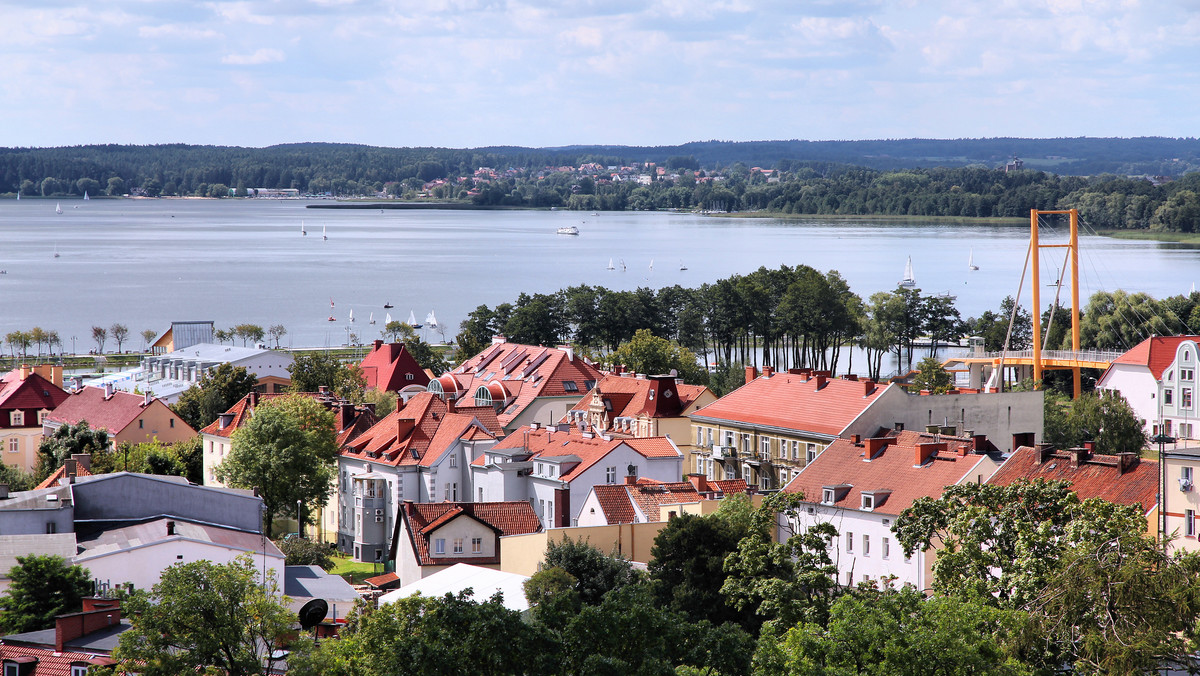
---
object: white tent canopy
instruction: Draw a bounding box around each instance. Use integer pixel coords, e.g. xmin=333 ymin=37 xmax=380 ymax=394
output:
xmin=378 ymin=564 xmax=531 ymax=612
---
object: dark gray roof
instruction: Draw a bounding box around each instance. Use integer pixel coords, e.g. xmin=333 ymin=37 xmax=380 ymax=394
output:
xmin=2 ymin=619 xmax=131 ymax=652
xmin=285 ymin=565 xmax=358 ymax=601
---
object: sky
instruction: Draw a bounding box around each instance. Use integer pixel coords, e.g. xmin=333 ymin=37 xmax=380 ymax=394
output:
xmin=2 ymin=0 xmax=1198 ymax=149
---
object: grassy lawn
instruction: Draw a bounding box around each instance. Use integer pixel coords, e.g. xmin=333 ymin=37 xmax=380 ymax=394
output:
xmin=330 ymin=554 xmax=385 ymax=585
xmin=1098 ymin=229 xmax=1200 ymax=244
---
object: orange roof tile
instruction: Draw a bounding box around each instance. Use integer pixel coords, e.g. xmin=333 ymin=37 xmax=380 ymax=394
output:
xmin=565 ymin=373 xmax=710 ymax=421
xmin=692 ymin=373 xmax=888 ymax=438
xmin=340 ymin=392 xmax=500 ymax=468
xmin=47 ymin=387 xmax=193 ymax=436
xmin=782 ymin=429 xmax=992 ymax=515
xmin=360 ymin=341 xmax=431 ymax=392
xmin=0 ymin=370 xmax=69 ymax=416
xmin=592 ymin=484 xmax=639 ymax=524
xmin=35 ymin=462 xmax=93 ymax=489
xmin=988 ymin=446 xmax=1158 ymax=514
xmin=1109 ymin=336 xmax=1200 ymax=380
xmin=399 ymin=501 xmax=541 ymax=566
xmin=488 ymin=426 xmax=681 ymax=482
xmin=0 ymin=645 xmax=117 ymax=676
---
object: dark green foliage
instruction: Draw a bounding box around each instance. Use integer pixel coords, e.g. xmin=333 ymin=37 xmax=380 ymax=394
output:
xmin=0 ymin=555 xmax=92 ymax=633
xmin=910 ymin=356 xmax=953 ymax=393
xmin=287 ymin=351 xmax=366 ymax=400
xmin=171 ymin=363 xmax=259 ymax=431
xmin=276 ymin=537 xmax=335 ymax=570
xmin=0 ymin=462 xmax=35 ymax=492
xmin=543 ymin=536 xmax=638 ymax=606
xmin=36 ymin=420 xmax=109 ymax=479
xmin=1043 ymin=389 xmax=1147 ymax=453
xmin=611 ymin=329 xmax=708 ymax=386
xmin=91 ymin=437 xmax=202 ymax=483
xmin=648 ymin=512 xmax=750 ymax=629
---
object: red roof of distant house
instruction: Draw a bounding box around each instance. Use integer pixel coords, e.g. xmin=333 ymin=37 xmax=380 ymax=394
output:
xmin=360 ymin=341 xmax=431 ymax=392
xmin=364 ymin=571 xmax=401 ymax=590
xmin=0 ymin=645 xmax=116 ymax=676
xmin=35 ymin=462 xmax=93 ymax=489
xmin=484 ymin=425 xmax=681 ymax=482
xmin=0 ymin=370 xmax=69 ymax=420
xmin=590 ymin=478 xmax=701 ymax=524
xmin=564 ymin=372 xmax=710 ymax=424
xmin=399 ymin=501 xmax=541 ymax=566
xmin=437 ymin=340 xmax=602 ymax=428
xmin=782 ymin=429 xmax=993 ymax=515
xmin=988 ymin=446 xmax=1158 ymax=514
xmin=46 ymin=387 xmax=193 ymax=436
xmin=341 ymin=392 xmax=501 ymax=467
xmin=1109 ymin=336 xmax=1200 ymax=380
xmin=692 ymin=371 xmax=888 ymax=438
xmin=200 ymin=391 xmax=373 ymax=443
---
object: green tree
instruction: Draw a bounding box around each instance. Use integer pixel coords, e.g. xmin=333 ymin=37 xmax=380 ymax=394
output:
xmin=109 ymin=323 xmax=129 ymax=353
xmin=171 ymin=363 xmax=259 ymax=432
xmin=232 ymin=323 xmax=265 ymax=347
xmin=1042 ymin=389 xmax=1147 ymax=453
xmin=105 ymin=176 xmax=125 ymax=196
xmin=5 ymin=330 xmax=31 ymax=359
xmin=289 ymin=591 xmax=556 ymax=676
xmin=36 ymin=420 xmax=110 ymax=479
xmin=140 ymin=328 xmax=158 ymax=351
xmin=276 ymin=537 xmax=334 ymax=570
xmin=910 ymin=355 xmax=954 ymax=393
xmin=361 ymin=387 xmax=398 ymax=417
xmin=113 ymin=556 xmax=294 ymax=676
xmin=769 ymin=587 xmax=1032 ymax=676
xmin=288 ymin=351 xmax=366 ymax=400
xmin=543 ymin=536 xmax=638 ymax=606
xmin=611 ymin=328 xmax=708 ymax=386
xmin=0 ymin=555 xmax=92 ymax=633
xmin=0 ymin=462 xmax=36 ymax=492
xmin=215 ymin=395 xmax=338 ymax=536
xmin=266 ymin=324 xmax=287 ymax=348
xmin=89 ymin=437 xmax=202 ymax=482
xmin=28 ymin=326 xmax=48 ymax=357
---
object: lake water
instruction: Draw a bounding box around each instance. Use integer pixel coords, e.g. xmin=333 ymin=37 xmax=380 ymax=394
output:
xmin=0 ymin=198 xmax=1196 ymax=352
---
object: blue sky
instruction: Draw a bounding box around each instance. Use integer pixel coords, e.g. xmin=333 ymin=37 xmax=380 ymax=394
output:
xmin=2 ymin=0 xmax=1197 ymax=148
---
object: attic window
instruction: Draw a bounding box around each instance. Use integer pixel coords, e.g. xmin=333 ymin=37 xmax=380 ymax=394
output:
xmin=603 ymin=399 xmax=613 ymax=411
xmin=584 ymin=380 xmax=596 ymax=390
xmin=562 ymin=381 xmax=579 ymax=393
xmin=861 ymin=494 xmax=874 ymax=510
xmin=822 ymin=488 xmax=835 ymax=505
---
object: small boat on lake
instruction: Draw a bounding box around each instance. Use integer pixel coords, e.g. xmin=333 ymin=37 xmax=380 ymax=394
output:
xmin=349 ymin=308 xmax=355 ymax=323
xmin=680 ymin=260 xmax=687 ymax=271
xmin=55 ymin=203 xmax=62 ymax=215
xmin=301 ymin=221 xmax=307 ymax=236
xmin=408 ymin=310 xmax=422 ymax=329
xmin=369 ymin=312 xmax=376 ymax=325
xmin=898 ymin=257 xmax=916 ymax=287
xmin=968 ymin=249 xmax=979 ymax=271
xmin=383 ymin=302 xmax=394 ymax=309
xmin=322 ymin=223 xmax=327 ymax=241
xmin=607 ymin=258 xmax=614 ymax=270
xmin=557 ymin=226 xmax=579 ymax=236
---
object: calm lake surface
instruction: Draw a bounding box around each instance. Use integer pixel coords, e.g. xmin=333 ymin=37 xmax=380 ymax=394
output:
xmin=0 ymin=198 xmax=1196 ymax=351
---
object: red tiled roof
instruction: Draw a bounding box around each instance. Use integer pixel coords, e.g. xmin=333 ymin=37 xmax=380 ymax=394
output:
xmin=341 ymin=392 xmax=500 ymax=468
xmin=360 ymin=341 xmax=431 ymax=392
xmin=988 ymin=446 xmax=1158 ymax=514
xmin=486 ymin=426 xmax=681 ymax=482
xmin=692 ymin=373 xmax=888 ymax=437
xmin=565 ymin=373 xmax=711 ymax=422
xmin=200 ymin=391 xmax=370 ymax=439
xmin=782 ymin=429 xmax=992 ymax=515
xmin=364 ymin=571 xmax=401 ymax=589
xmin=35 ymin=462 xmax=94 ymax=489
xmin=711 ymin=479 xmax=750 ymax=495
xmin=46 ymin=387 xmax=192 ymax=436
xmin=1109 ymin=336 xmax=1200 ymax=380
xmin=400 ymin=501 xmax=541 ymax=566
xmin=0 ymin=645 xmax=116 ymax=675
xmin=592 ymin=484 xmax=639 ymax=524
xmin=0 ymin=370 xmax=69 ymax=418
xmin=443 ymin=341 xmax=602 ymax=428
xmin=589 ymin=478 xmax=704 ymax=524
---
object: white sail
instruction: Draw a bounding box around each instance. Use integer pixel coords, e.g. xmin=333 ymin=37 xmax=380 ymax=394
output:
xmin=349 ymin=308 xmax=355 ymax=322
xmin=408 ymin=310 xmax=422 ymax=327
xmin=386 ymin=312 xmax=393 ymax=324
xmin=301 ymin=220 xmax=307 ymax=235
xmin=55 ymin=203 xmax=62 ymax=214
xmin=369 ymin=312 xmax=375 ymax=325
xmin=649 ymin=258 xmax=654 ymax=270
xmin=899 ymin=256 xmax=916 ymax=287
xmin=607 ymin=258 xmax=614 ymax=270
xmin=322 ymin=223 xmax=327 ymax=240
xmin=968 ymin=249 xmax=978 ymax=271
xmin=426 ymin=311 xmax=438 ymax=328
xmin=83 ymin=191 xmax=89 ymax=200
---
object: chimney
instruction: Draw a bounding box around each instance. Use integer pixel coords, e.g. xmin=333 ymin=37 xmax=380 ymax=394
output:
xmin=1012 ymin=432 xmax=1036 ymax=451
xmin=317 ymin=385 xmax=329 ymax=395
xmin=0 ymin=484 xmax=8 ymax=499
xmin=104 ymin=383 xmax=114 ymax=400
xmin=373 ymin=339 xmax=383 ymax=351
xmin=143 ymin=391 xmax=152 ymax=407
xmin=445 ymin=396 xmax=455 ymax=414
xmin=814 ymin=375 xmax=828 ymax=390
xmin=65 ymin=459 xmax=77 ymax=481
xmin=55 ymin=598 xmax=121 ymax=652
xmin=19 ymin=364 xmax=30 ymax=380
xmin=558 ymin=344 xmax=575 ymax=361
xmin=396 ymin=417 xmax=416 ymax=441
xmin=915 ymin=442 xmax=942 ymax=466
xmin=1083 ymin=440 xmax=1096 ymax=453
xmin=843 ymin=373 xmax=858 ymax=381
xmin=893 ymin=422 xmax=904 ymax=432
xmin=851 ymin=435 xmax=861 ymax=445
xmin=762 ymin=366 xmax=773 ymax=378
xmin=972 ymin=434 xmax=987 ymax=452
xmin=1035 ymin=443 xmax=1055 ymax=464
xmin=71 ymin=453 xmax=92 ymax=472
xmin=166 ymin=520 xmax=176 ymax=535
xmin=492 ymin=334 xmax=507 ymax=345
xmin=862 ymin=380 xmax=876 ymax=396
xmin=1116 ymin=452 xmax=1139 ymax=475
xmin=686 ymin=473 xmax=709 ymax=493
xmin=217 ymin=413 xmax=234 ymax=430
xmin=248 ymin=390 xmax=259 ymax=408
xmin=530 ymin=421 xmax=540 ymax=430
xmin=1068 ymin=447 xmax=1088 ymax=467
xmin=613 ymin=365 xmax=624 ymax=375
xmin=865 ymin=437 xmax=890 ymax=459
xmin=624 ymin=474 xmax=637 ymax=485
xmin=744 ymin=366 xmax=757 ymax=385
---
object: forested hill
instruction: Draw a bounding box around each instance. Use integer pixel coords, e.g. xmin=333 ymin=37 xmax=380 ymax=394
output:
xmin=2 ymin=137 xmax=1199 ymax=199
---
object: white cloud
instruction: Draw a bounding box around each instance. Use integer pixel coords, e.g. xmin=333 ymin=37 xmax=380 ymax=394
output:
xmin=220 ymin=48 xmax=285 ymax=65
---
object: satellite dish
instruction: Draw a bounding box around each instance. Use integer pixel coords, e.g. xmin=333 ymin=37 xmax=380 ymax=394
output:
xmin=298 ymin=598 xmax=328 ymax=630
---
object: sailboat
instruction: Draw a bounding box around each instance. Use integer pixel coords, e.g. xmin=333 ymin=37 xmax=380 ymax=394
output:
xmin=648 ymin=259 xmax=654 ymax=271
xmin=53 ymin=242 xmax=60 ymax=258
xmin=408 ymin=310 xmax=422 ymax=329
xmin=620 ymin=259 xmax=626 ymax=272
xmin=968 ymin=249 xmax=979 ymax=271
xmin=322 ymin=223 xmax=327 ymax=241
xmin=898 ymin=257 xmax=916 ymax=287
xmin=369 ymin=312 xmax=376 ymax=325
xmin=301 ymin=221 xmax=307 ymax=236
xmin=330 ymin=297 xmax=335 ymax=309
xmin=426 ymin=311 xmax=438 ymax=329
xmin=385 ymin=312 xmax=393 ymax=324
xmin=55 ymin=203 xmax=62 ymax=215
xmin=83 ymin=191 xmax=89 ymax=201
xmin=349 ymin=308 xmax=355 ymax=323
xmin=607 ymin=258 xmax=614 ymax=270
xmin=327 ymin=297 xmax=336 ymax=321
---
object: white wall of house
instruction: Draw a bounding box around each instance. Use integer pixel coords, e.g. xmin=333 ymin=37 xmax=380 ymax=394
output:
xmin=1096 ymin=364 xmax=1160 ymax=436
xmin=202 ymin=433 xmax=233 ymax=487
xmin=575 ymin=490 xmax=611 ymax=527
xmin=395 ymin=514 xmax=500 ymax=585
xmin=779 ymin=504 xmax=924 ymax=589
xmin=77 ymin=538 xmax=284 ymax=593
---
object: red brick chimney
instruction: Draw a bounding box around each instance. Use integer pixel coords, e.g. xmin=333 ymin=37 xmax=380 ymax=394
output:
xmin=862 ymin=380 xmax=876 ymax=396
xmin=915 ymin=442 xmax=943 ymax=466
xmin=744 ymin=366 xmax=758 ymax=385
xmin=686 ymin=473 xmax=709 ymax=493
xmin=396 ymin=417 xmax=416 ymax=441
xmin=56 ymin=598 xmax=121 ymax=652
xmin=865 ymin=437 xmax=891 ymax=458
xmin=373 ymin=339 xmax=383 ymax=351
xmin=814 ymin=375 xmax=828 ymax=390
xmin=762 ymin=366 xmax=773 ymax=378
xmin=1116 ymin=452 xmax=1139 ymax=475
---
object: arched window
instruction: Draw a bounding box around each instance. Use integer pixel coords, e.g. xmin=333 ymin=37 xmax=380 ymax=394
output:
xmin=474 ymin=385 xmax=493 ymax=408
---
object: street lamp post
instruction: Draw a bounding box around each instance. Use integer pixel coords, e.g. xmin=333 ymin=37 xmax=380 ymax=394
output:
xmin=297 ymin=499 xmax=303 ymax=539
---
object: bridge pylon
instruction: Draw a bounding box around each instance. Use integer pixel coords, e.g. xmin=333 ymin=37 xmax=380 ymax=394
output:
xmin=1030 ymin=208 xmax=1083 ymax=397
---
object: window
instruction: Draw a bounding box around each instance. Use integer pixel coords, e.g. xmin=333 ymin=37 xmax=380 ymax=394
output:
xmin=863 ymin=534 xmax=870 ymax=556
xmin=822 ymin=488 xmax=835 ymax=504
xmin=451 ymin=483 xmax=458 ymax=501
xmin=46 ymin=522 xmax=57 ymax=534
xmin=605 ymin=466 xmax=616 ymax=483
xmin=478 ymin=487 xmax=484 ymax=502
xmin=584 ymin=380 xmax=596 ymax=390
xmin=139 ymin=419 xmax=144 ymax=429
xmin=406 ymin=373 xmax=414 ymax=380
xmin=883 ymin=537 xmax=890 ymax=559
xmin=1166 ymin=389 xmax=1174 ymax=405
xmin=434 ymin=538 xmax=445 ymax=555
xmin=1185 ymin=467 xmax=1194 ymax=484
xmin=791 ymin=440 xmax=799 ymax=460
xmin=548 ymin=500 xmax=554 ymax=523
xmin=7 ymin=438 xmax=17 ymax=453
xmin=861 ymin=493 xmax=874 ymax=510
xmin=471 ymin=537 xmax=482 ymax=553
xmin=37 ymin=409 xmax=48 ymax=424
xmin=846 ymin=532 xmax=854 ymax=552
xmin=1188 ymin=510 xmax=1196 ymax=537
xmin=537 ymin=462 xmax=543 ymax=475
xmin=375 ymin=549 xmax=383 ymax=561
xmin=169 ymin=418 xmax=175 ymax=428
xmin=9 ymin=411 xmax=23 ymax=426
xmin=1185 ymin=369 xmax=1196 ymax=381
xmin=562 ymin=380 xmax=578 ymax=392
xmin=806 ymin=444 xmax=819 ymax=464
xmin=453 ymin=538 xmax=463 ymax=554
xmin=1185 ymin=388 xmax=1194 ymax=409
xmin=696 ymin=427 xmax=703 ymax=445
xmin=72 ymin=664 xmax=90 ymax=676
xmin=760 ymin=437 xmax=770 ymax=456
xmin=539 ymin=499 xmax=546 ymax=520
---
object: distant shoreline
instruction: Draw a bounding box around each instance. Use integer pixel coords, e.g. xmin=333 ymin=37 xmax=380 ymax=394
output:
xmin=306 ymin=202 xmax=527 ymax=210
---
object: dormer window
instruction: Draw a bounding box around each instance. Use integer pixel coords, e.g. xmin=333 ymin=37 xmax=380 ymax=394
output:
xmin=822 ymin=484 xmax=852 ymax=505
xmin=822 ymin=488 xmax=835 ymax=504
xmin=562 ymin=380 xmax=578 ymax=393
xmin=861 ymin=489 xmax=891 ymax=511
xmin=862 ymin=493 xmax=874 ymax=510
xmin=9 ymin=411 xmax=23 ymax=426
